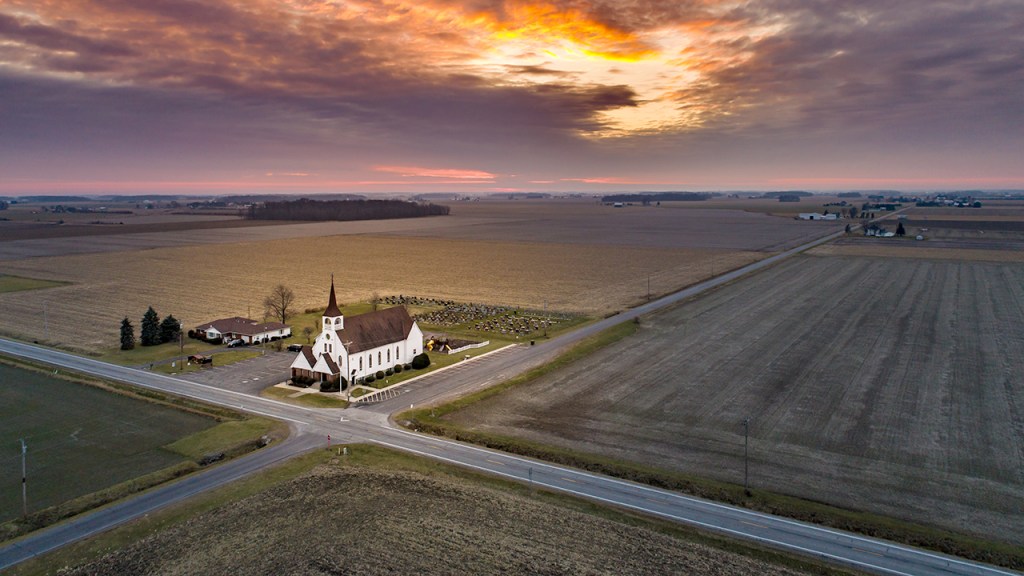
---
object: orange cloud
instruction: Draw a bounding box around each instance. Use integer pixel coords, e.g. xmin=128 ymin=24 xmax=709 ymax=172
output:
xmin=488 ymin=2 xmax=655 ymax=61
xmin=373 ymin=165 xmax=497 ymax=180
xmin=561 ymin=176 xmax=648 ymax=184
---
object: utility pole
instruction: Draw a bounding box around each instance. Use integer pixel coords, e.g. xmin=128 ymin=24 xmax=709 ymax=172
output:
xmin=19 ymin=438 xmax=27 ymax=517
xmin=742 ymin=417 xmax=751 ymax=496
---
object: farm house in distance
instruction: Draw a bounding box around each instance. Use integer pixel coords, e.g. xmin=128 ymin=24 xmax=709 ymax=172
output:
xmin=798 ymin=212 xmax=839 ymax=221
xmin=290 ymin=277 xmax=424 ymax=387
xmin=194 ymin=317 xmax=291 ymax=344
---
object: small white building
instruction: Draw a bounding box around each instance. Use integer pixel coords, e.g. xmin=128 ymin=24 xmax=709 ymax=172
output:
xmin=799 ymin=213 xmax=839 ymax=221
xmin=194 ymin=317 xmax=291 ymax=344
xmin=290 ymin=278 xmax=424 ymax=387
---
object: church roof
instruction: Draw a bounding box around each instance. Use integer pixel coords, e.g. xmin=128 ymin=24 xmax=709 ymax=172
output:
xmin=312 ymin=353 xmax=341 ymax=375
xmin=324 ymin=276 xmax=342 ymax=318
xmin=322 ymin=354 xmax=340 ymax=375
xmin=289 ymin=346 xmax=316 ymax=371
xmin=299 ymin=345 xmax=316 ymax=367
xmin=336 ymin=306 xmax=415 ymax=353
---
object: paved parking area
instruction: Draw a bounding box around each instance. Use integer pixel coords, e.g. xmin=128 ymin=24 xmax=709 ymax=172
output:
xmin=179 ymin=350 xmax=295 ymax=395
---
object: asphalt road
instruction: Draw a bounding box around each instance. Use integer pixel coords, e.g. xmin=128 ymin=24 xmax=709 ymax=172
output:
xmin=2 ymin=218 xmax=1018 ymax=576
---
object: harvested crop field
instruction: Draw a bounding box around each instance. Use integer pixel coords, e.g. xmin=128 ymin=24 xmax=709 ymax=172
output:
xmin=395 ymin=199 xmax=842 ymax=251
xmin=0 ymin=201 xmax=841 ymax=352
xmin=62 ymin=461 xmax=813 ymax=576
xmin=0 ymin=217 xmax=471 ymax=261
xmin=447 ymin=254 xmax=1024 ymax=544
xmin=817 ymin=240 xmax=1024 ymax=260
xmin=0 ymin=236 xmax=761 ymax=352
xmin=0 ymin=200 xmax=839 ymax=261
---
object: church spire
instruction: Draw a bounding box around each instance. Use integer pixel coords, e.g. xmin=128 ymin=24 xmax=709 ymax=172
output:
xmin=324 ymin=274 xmax=342 ymax=318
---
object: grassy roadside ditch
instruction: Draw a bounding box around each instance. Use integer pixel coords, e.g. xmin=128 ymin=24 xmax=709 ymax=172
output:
xmin=6 ymin=444 xmax=861 ymax=576
xmin=0 ymin=355 xmax=287 ymax=543
xmin=398 ymin=321 xmax=1024 ymax=570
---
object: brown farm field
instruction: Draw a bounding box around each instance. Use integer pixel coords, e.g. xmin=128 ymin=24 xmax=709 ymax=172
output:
xmin=0 ymin=237 xmax=760 ymax=351
xmin=445 ymin=254 xmax=1024 ymax=545
xmin=0 ymin=202 xmax=838 ymax=352
xmin=58 ymin=454 xmax=822 ymax=576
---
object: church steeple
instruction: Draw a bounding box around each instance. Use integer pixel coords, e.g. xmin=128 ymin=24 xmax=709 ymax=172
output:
xmin=323 ymin=275 xmax=343 ymax=330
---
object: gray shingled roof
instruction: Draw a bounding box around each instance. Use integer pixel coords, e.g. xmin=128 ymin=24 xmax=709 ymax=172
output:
xmin=336 ymin=306 xmax=415 ymax=353
xmin=195 ymin=317 xmax=288 ymax=336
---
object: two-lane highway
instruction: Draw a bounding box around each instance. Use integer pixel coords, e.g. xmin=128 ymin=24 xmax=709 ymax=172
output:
xmin=2 ymin=217 xmax=1018 ymax=575
xmin=0 ymin=338 xmax=1018 ymax=576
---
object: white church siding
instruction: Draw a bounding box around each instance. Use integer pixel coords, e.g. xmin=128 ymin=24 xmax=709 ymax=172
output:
xmin=291 ymin=278 xmax=423 ymax=387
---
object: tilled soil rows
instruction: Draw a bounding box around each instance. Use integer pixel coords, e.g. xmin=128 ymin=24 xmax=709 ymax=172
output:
xmin=448 ymin=254 xmax=1024 ymax=544
xmin=61 ymin=465 xmax=811 ymax=576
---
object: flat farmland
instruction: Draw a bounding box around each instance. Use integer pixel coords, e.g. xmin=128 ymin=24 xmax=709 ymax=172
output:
xmin=0 ymin=239 xmax=760 ymax=352
xmin=0 ymin=217 xmax=479 ymax=261
xmin=0 ymin=363 xmax=215 ymax=522
xmin=0 ymin=201 xmax=841 ymax=352
xmin=0 ymin=199 xmax=840 ymax=261
xmin=403 ymin=199 xmax=842 ymax=251
xmin=61 ymin=459 xmax=814 ymax=576
xmin=446 ymin=254 xmax=1024 ymax=543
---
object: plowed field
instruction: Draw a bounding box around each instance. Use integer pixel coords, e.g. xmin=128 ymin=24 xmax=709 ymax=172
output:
xmin=0 ymin=237 xmax=760 ymax=352
xmin=447 ymin=254 xmax=1024 ymax=544
xmin=61 ymin=463 xmax=813 ymax=576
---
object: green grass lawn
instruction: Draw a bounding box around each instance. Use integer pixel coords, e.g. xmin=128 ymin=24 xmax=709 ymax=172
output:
xmin=155 ymin=349 xmax=262 ymax=374
xmin=100 ymin=339 xmax=221 ymax=366
xmin=165 ymin=418 xmax=279 ymax=460
xmin=0 ymin=363 xmax=216 ymax=522
xmin=260 ymin=386 xmax=349 ymax=408
xmin=0 ymin=274 xmax=68 ymax=293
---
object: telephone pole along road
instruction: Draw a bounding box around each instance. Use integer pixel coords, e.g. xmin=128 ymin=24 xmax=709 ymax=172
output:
xmin=2 ymin=221 xmax=1017 ymax=576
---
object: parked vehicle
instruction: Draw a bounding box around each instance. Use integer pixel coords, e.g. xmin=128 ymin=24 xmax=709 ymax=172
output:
xmin=227 ymin=339 xmax=245 ymax=347
xmin=287 ymin=343 xmax=303 ymax=352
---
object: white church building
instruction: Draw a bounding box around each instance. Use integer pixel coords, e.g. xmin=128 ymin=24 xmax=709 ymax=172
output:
xmin=290 ymin=278 xmax=424 ymax=388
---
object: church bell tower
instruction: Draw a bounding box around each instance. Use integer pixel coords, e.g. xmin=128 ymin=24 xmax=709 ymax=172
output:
xmin=323 ymin=275 xmax=344 ymax=331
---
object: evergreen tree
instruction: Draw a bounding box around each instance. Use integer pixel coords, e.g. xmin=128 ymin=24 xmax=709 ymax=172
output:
xmin=140 ymin=307 xmax=161 ymax=346
xmin=159 ymin=315 xmax=182 ymax=343
xmin=896 ymin=221 xmax=906 ymax=237
xmin=120 ymin=317 xmax=135 ymax=350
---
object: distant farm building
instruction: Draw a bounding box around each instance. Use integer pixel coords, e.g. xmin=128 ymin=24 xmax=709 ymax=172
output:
xmin=864 ymin=224 xmax=896 ymax=237
xmin=799 ymin=212 xmax=839 ymax=221
xmin=290 ymin=278 xmax=424 ymax=387
xmin=194 ymin=317 xmax=291 ymax=344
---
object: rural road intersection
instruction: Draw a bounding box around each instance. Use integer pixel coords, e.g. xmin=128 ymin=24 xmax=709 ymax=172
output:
xmin=1 ymin=224 xmax=1019 ymax=576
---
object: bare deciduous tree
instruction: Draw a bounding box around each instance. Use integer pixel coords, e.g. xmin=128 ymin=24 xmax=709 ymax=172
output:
xmin=263 ymin=284 xmax=296 ymax=325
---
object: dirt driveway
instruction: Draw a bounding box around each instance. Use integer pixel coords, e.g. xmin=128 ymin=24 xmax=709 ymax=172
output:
xmin=180 ymin=350 xmax=295 ymax=395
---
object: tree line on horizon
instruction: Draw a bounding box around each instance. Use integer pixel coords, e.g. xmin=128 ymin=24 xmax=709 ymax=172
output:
xmin=600 ymin=192 xmax=715 ymax=203
xmin=246 ymin=198 xmax=449 ymax=221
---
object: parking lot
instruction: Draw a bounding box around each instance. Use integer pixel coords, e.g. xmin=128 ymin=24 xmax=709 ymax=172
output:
xmin=179 ymin=350 xmax=295 ymax=395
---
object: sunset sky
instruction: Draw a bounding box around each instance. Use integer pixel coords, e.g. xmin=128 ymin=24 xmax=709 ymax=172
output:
xmin=1 ymin=0 xmax=1022 ymax=195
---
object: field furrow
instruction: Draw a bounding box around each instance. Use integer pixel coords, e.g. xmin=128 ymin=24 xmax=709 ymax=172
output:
xmin=449 ymin=254 xmax=1024 ymax=543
